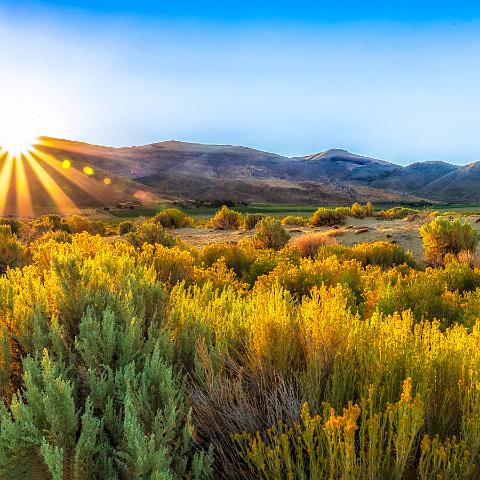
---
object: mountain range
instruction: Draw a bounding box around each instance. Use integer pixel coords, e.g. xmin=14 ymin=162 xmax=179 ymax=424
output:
xmin=11 ymin=137 xmax=480 ymax=212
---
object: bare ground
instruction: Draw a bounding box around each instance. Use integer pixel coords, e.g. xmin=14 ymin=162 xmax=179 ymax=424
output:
xmin=175 ymin=215 xmax=480 ymax=259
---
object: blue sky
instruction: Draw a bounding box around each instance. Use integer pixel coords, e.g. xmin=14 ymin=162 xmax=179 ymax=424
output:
xmin=1 ymin=1 xmax=480 ymax=164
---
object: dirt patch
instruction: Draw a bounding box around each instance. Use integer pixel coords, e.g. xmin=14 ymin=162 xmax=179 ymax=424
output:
xmin=173 ymin=215 xmax=480 ymax=259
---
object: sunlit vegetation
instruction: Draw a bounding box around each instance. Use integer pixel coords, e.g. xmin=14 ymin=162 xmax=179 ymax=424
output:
xmin=420 ymin=217 xmax=480 ymax=266
xmin=311 ymin=207 xmax=347 ymax=226
xmin=207 ymin=205 xmax=244 ymax=230
xmin=253 ymin=217 xmax=291 ymax=250
xmin=151 ymin=207 xmax=194 ymax=229
xmin=243 ymin=213 xmax=264 ymax=230
xmin=293 ymin=231 xmax=338 ymax=258
xmin=310 ymin=203 xmax=375 ymax=227
xmin=377 ymin=206 xmax=421 ymax=220
xmin=281 ymin=215 xmax=308 ymax=226
xmin=0 ymin=210 xmax=480 ymax=478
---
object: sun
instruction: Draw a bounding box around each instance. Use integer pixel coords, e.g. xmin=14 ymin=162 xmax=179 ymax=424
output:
xmin=0 ymin=132 xmax=36 ymax=157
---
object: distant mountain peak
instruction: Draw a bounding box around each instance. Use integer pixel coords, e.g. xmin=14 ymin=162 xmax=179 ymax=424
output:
xmin=27 ymin=137 xmax=480 ymax=208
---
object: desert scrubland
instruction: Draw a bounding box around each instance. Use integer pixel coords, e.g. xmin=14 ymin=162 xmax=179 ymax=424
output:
xmin=1 ymin=204 xmax=480 ymax=478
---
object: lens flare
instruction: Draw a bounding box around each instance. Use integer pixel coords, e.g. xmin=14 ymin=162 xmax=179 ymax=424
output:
xmin=0 ymin=135 xmax=119 ymax=217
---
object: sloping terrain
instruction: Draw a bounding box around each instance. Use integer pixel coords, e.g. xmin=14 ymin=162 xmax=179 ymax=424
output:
xmin=7 ymin=136 xmax=476 ymax=212
xmin=419 ymin=162 xmax=480 ymax=202
xmin=33 ymin=139 xmax=417 ymax=207
xmin=366 ymin=161 xmax=459 ymax=192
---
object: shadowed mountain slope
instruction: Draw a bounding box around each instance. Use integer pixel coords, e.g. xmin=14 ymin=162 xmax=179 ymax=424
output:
xmin=12 ymin=137 xmax=476 ymax=210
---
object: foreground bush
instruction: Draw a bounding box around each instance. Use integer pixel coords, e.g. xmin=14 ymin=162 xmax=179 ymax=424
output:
xmin=0 ymin=248 xmax=212 ymax=478
xmin=0 ymin=225 xmax=27 ymax=274
xmin=350 ymin=241 xmax=416 ymax=268
xmin=294 ymin=232 xmax=337 ymax=258
xmin=3 ymin=214 xmax=480 ymax=478
xmin=151 ymin=208 xmax=193 ymax=228
xmin=234 ymin=380 xmax=423 ymax=480
xmin=124 ymin=221 xmax=179 ymax=247
xmin=208 ymin=206 xmax=243 ymax=230
xmin=311 ymin=208 xmax=346 ymax=227
xmin=315 ymin=241 xmax=416 ymax=269
xmin=253 ymin=218 xmax=291 ymax=250
xmin=420 ymin=217 xmax=480 ymax=265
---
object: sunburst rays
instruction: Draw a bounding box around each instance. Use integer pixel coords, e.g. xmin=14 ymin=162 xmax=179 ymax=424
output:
xmin=23 ymin=151 xmax=78 ymax=215
xmin=0 ymin=153 xmax=14 ymax=216
xmin=14 ymin=155 xmax=34 ymax=217
xmin=0 ymin=138 xmax=112 ymax=217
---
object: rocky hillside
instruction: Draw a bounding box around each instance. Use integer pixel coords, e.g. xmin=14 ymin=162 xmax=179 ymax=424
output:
xmin=15 ymin=137 xmax=477 ymax=210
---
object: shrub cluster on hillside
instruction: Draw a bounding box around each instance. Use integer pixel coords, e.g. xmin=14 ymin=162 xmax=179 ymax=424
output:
xmin=0 ymin=212 xmax=479 ymax=478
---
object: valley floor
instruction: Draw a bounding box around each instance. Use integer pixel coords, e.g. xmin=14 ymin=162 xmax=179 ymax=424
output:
xmin=175 ymin=215 xmax=480 ymax=260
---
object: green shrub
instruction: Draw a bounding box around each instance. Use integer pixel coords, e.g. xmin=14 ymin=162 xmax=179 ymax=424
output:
xmin=140 ymin=243 xmax=195 ymax=284
xmin=208 ymin=205 xmax=243 ymax=230
xmin=378 ymin=207 xmax=420 ymax=220
xmin=243 ymin=213 xmax=264 ymax=230
xmin=119 ymin=220 xmax=135 ymax=235
xmin=0 ymin=248 xmax=213 ymax=478
xmin=253 ymin=218 xmax=291 ymax=250
xmin=0 ymin=218 xmax=22 ymax=236
xmin=198 ymin=241 xmax=300 ymax=286
xmin=256 ymin=256 xmax=362 ymax=298
xmin=314 ymin=242 xmax=416 ymax=269
xmin=199 ymin=242 xmax=253 ymax=275
xmin=124 ymin=222 xmax=178 ymax=248
xmin=151 ymin=208 xmax=193 ymax=228
xmin=34 ymin=230 xmax=73 ymax=245
xmin=281 ymin=215 xmax=307 ymax=226
xmin=311 ymin=208 xmax=346 ymax=227
xmin=65 ymin=215 xmax=106 ymax=235
xmin=420 ymin=217 xmax=480 ymax=265
xmin=0 ymin=225 xmax=27 ymax=273
xmin=351 ymin=241 xmax=416 ymax=268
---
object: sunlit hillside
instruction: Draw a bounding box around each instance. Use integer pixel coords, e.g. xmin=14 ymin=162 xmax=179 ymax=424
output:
xmin=0 ymin=139 xmax=162 ymax=217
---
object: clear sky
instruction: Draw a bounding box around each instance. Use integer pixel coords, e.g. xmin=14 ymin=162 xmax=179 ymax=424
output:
xmin=2 ymin=1 xmax=480 ymax=164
